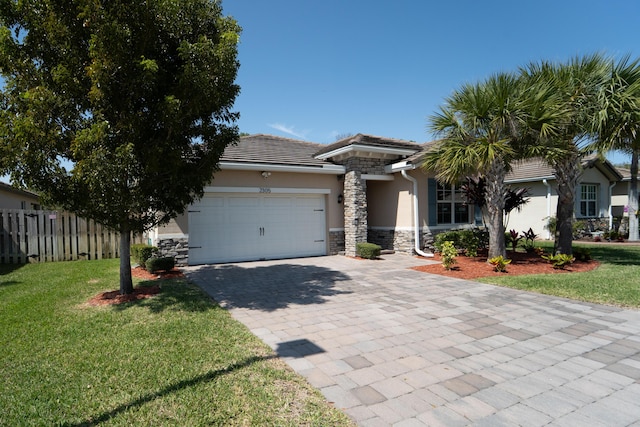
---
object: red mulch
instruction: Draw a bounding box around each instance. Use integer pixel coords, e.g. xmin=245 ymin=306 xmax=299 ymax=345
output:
xmin=86 ymin=267 xmax=184 ymax=306
xmin=411 ymin=251 xmax=599 ymax=280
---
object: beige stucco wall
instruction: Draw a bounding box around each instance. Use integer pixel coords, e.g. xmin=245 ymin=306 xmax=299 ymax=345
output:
xmin=505 ymin=180 xmax=556 ymax=239
xmin=157 ymin=169 xmax=344 ymax=237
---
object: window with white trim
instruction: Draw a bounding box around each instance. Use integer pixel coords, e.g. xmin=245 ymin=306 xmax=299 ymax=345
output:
xmin=436 ymin=182 xmax=469 ymax=224
xmin=579 ymin=184 xmax=598 ymax=217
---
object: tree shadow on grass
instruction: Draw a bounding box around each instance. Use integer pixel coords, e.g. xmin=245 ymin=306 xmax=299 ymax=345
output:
xmin=61 ymin=354 xmax=276 ymax=427
xmin=185 ymin=263 xmax=353 ymax=312
xmin=0 ymin=263 xmax=25 ymax=288
xmin=587 ymin=245 xmax=640 ymax=266
xmin=110 ymin=278 xmax=219 ymax=314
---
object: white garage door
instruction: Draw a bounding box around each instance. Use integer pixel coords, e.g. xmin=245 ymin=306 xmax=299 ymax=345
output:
xmin=188 ymin=193 xmax=327 ymax=265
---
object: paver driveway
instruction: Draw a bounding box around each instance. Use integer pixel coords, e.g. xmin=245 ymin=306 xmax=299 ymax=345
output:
xmin=184 ymin=253 xmax=640 ymax=426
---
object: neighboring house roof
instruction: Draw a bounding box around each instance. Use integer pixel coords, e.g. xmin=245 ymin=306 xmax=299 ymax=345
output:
xmin=616 ymin=167 xmax=631 ymax=181
xmin=0 ymin=181 xmax=39 ymax=199
xmin=506 ymin=158 xmax=555 ymax=183
xmin=506 ymin=154 xmax=623 ymax=183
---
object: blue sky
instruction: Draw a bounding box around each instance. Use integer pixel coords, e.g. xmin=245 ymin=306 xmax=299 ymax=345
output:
xmin=224 ymin=0 xmax=640 ymax=164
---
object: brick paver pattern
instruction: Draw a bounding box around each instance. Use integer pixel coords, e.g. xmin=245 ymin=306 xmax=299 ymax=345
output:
xmin=184 ymin=254 xmax=640 ymax=427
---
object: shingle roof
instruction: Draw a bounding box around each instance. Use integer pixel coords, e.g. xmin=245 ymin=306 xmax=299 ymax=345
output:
xmin=506 ymin=154 xmax=623 ymax=182
xmin=505 ymin=158 xmax=555 ymax=182
xmin=313 ymin=133 xmax=421 ymax=157
xmin=221 ymin=134 xmax=330 ymax=168
xmin=0 ymin=181 xmax=39 ymax=198
xmin=616 ymin=167 xmax=631 ymax=180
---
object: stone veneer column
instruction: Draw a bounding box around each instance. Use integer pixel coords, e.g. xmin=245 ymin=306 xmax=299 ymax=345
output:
xmin=344 ymin=170 xmax=368 ymax=257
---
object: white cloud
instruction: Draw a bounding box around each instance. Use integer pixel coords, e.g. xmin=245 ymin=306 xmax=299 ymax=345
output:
xmin=268 ymin=123 xmax=308 ymax=139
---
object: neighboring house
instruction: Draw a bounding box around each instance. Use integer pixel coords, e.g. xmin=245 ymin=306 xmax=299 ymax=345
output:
xmin=612 ymin=167 xmax=638 ymax=218
xmin=154 ymin=134 xmax=630 ymax=266
xmin=504 ymin=156 xmax=623 ymax=239
xmin=0 ymin=181 xmax=40 ymax=210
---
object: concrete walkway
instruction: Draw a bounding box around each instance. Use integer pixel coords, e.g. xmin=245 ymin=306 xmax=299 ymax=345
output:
xmin=184 ymin=253 xmax=640 ymax=426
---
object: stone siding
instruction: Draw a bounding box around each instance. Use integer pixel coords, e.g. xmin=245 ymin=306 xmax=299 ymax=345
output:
xmin=368 ymin=228 xmax=434 ymax=254
xmin=157 ymin=237 xmax=189 ymax=266
xmin=343 ymin=171 xmax=368 ymax=257
xmin=338 ymin=157 xmax=387 ymax=175
xmin=329 ymin=230 xmax=345 ymax=254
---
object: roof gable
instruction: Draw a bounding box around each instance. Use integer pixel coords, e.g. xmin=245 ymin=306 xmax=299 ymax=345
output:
xmin=314 ymin=133 xmax=421 ymax=160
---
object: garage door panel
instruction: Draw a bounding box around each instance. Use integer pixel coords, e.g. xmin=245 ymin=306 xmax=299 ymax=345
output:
xmin=188 ymin=193 xmax=326 ymax=265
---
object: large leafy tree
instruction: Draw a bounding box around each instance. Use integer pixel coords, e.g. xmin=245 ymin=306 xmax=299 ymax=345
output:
xmin=592 ymin=55 xmax=640 ymax=241
xmin=423 ymin=73 xmax=528 ymax=259
xmin=521 ymin=54 xmax=610 ymax=255
xmin=0 ymin=0 xmax=240 ymax=294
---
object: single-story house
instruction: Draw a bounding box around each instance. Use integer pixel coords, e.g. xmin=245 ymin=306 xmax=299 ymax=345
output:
xmin=504 ymin=155 xmax=624 ymax=239
xmin=0 ymin=181 xmax=40 ymax=210
xmin=154 ymin=134 xmax=633 ymax=265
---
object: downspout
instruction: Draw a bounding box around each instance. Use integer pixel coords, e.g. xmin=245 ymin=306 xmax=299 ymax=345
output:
xmin=543 ymin=179 xmax=552 ymax=240
xmin=609 ymin=182 xmax=616 ymax=231
xmin=401 ymin=170 xmax=434 ymax=257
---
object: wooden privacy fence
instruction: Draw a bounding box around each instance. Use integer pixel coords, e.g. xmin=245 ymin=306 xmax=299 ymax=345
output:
xmin=0 ymin=209 xmax=144 ymax=264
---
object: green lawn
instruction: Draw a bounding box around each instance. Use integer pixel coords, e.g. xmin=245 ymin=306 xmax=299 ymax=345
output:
xmin=0 ymin=260 xmax=353 ymax=426
xmin=478 ymin=242 xmax=640 ymax=308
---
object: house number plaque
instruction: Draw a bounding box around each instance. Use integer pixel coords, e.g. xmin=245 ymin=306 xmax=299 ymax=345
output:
xmin=259 ymin=187 xmax=271 ymax=193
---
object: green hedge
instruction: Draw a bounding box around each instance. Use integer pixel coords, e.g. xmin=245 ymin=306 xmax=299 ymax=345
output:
xmin=356 ymin=242 xmax=381 ymax=259
xmin=130 ymin=244 xmax=158 ymax=269
xmin=146 ymin=257 xmax=176 ymax=273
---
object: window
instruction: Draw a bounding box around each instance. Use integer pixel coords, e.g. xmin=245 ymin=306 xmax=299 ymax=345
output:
xmin=579 ymin=184 xmax=598 ymax=217
xmin=436 ymin=182 xmax=469 ymax=224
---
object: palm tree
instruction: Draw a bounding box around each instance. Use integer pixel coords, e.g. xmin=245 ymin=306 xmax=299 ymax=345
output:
xmin=521 ymin=54 xmax=610 ymax=254
xmin=591 ymin=55 xmax=640 ymax=241
xmin=422 ymin=73 xmax=527 ymax=259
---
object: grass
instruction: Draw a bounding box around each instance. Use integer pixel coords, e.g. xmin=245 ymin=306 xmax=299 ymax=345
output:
xmin=0 ymin=259 xmax=354 ymax=426
xmin=478 ymin=242 xmax=640 ymax=308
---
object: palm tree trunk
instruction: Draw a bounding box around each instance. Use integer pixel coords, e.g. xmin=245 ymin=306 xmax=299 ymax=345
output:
xmin=628 ymin=150 xmax=639 ymax=241
xmin=552 ymin=151 xmax=581 ymax=255
xmin=485 ymin=158 xmax=507 ymax=259
xmin=119 ymin=225 xmax=134 ymax=295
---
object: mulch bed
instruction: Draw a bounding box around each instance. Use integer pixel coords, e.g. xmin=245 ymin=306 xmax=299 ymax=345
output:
xmin=411 ymin=251 xmax=599 ymax=280
xmin=86 ymin=267 xmax=184 ymax=306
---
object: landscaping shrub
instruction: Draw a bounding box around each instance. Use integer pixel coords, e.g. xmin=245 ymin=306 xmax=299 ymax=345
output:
xmin=131 ymin=244 xmax=158 ymax=269
xmin=542 ymin=253 xmax=575 ymax=269
xmin=434 ymin=228 xmax=487 ymax=256
xmin=356 ymin=242 xmax=381 ymax=259
xmin=572 ymin=246 xmax=592 ymax=261
xmin=440 ymin=241 xmax=457 ymax=270
xmin=488 ymin=255 xmax=511 ymax=272
xmin=146 ymin=256 xmax=176 ymax=273
xmin=434 ymin=231 xmax=462 ymax=252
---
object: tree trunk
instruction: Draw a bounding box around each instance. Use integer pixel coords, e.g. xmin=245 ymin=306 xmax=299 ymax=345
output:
xmin=553 ymin=151 xmax=581 ymax=255
xmin=628 ymin=150 xmax=639 ymax=241
xmin=485 ymin=158 xmax=507 ymax=259
xmin=119 ymin=225 xmax=134 ymax=295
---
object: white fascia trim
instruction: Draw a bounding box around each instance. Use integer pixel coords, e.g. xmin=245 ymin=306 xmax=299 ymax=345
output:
xmin=203 ymin=186 xmax=331 ymax=195
xmin=505 ymin=175 xmax=555 ymax=184
xmin=362 ymin=174 xmax=395 ymax=181
xmin=315 ymin=144 xmax=418 ymax=160
xmin=385 ymin=161 xmax=416 ymax=173
xmin=329 ymin=227 xmax=345 ymax=232
xmin=220 ymin=161 xmax=345 ymax=174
